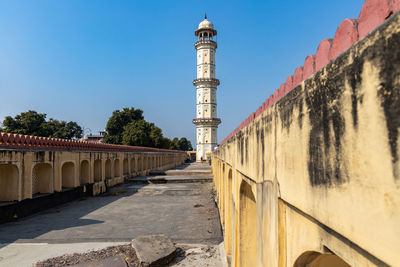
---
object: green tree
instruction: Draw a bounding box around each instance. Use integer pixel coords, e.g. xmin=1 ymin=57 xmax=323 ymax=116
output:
xmin=45 ymin=119 xmax=83 ymax=139
xmin=3 ymin=110 xmax=47 ymax=136
xmin=104 ymin=107 xmax=144 ymax=144
xmin=169 ymin=137 xmax=180 ymax=150
xmin=149 ymin=125 xmax=164 ymax=148
xmin=2 ymin=110 xmax=83 ymax=139
xmin=177 ymin=137 xmax=193 ymax=151
xmin=159 ymin=137 xmax=172 ymax=149
xmin=122 ymin=120 xmax=153 ymax=147
xmin=103 ymin=106 xmax=193 ymax=150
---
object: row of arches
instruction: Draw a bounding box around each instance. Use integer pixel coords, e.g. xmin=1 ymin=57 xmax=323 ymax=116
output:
xmin=212 ymin=158 xmax=350 ymax=267
xmin=0 ymin=153 xmax=185 ymax=202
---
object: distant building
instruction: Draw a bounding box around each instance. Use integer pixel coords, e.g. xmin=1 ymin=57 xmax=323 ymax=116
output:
xmin=82 ymin=131 xmax=106 ymax=143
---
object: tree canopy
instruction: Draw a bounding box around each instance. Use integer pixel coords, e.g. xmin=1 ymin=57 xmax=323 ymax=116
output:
xmin=104 ymin=107 xmax=193 ymax=151
xmin=1 ymin=110 xmax=83 ymax=139
xmin=104 ymin=107 xmax=144 ymax=144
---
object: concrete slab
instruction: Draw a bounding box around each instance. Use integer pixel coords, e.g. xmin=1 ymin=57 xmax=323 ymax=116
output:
xmin=131 ymin=234 xmax=176 ymax=266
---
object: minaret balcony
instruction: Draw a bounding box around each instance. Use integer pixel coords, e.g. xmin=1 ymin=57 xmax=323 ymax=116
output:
xmin=193 ymin=78 xmax=220 ymax=86
xmin=193 ymin=118 xmax=221 ymax=126
xmin=194 ymin=40 xmax=217 ymax=49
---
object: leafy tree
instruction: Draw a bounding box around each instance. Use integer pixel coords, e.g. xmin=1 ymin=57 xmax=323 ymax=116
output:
xmin=159 ymin=137 xmax=172 ymax=149
xmin=3 ymin=110 xmax=47 ymax=136
xmin=45 ymin=119 xmax=83 ymax=139
xmin=177 ymin=137 xmax=193 ymax=151
xmin=169 ymin=137 xmax=180 ymax=150
xmin=104 ymin=106 xmax=193 ymax=150
xmin=122 ymin=120 xmax=153 ymax=147
xmin=104 ymin=107 xmax=144 ymax=144
xmin=149 ymin=125 xmax=164 ymax=148
xmin=2 ymin=110 xmax=83 ymax=139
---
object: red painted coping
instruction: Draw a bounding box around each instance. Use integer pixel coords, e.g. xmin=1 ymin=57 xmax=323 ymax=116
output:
xmin=358 ymin=0 xmax=394 ymax=38
xmin=316 ymin=38 xmax=333 ymax=71
xmin=279 ymin=84 xmax=285 ymax=98
xmin=285 ymin=75 xmax=294 ymax=93
xmin=293 ymin=67 xmax=303 ymax=88
xmin=393 ymin=0 xmax=400 ymax=11
xmin=0 ymin=132 xmax=185 ymax=154
xmin=331 ymin=19 xmax=359 ymax=59
xmin=303 ymin=55 xmax=316 ymax=80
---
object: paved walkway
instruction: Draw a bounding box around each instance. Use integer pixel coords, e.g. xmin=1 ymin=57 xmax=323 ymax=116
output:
xmin=0 ymin=163 xmax=223 ymax=267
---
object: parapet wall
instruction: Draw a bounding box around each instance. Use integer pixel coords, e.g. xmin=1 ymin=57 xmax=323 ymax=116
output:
xmin=0 ymin=133 xmax=187 ymax=204
xmin=212 ymin=2 xmax=400 ymax=266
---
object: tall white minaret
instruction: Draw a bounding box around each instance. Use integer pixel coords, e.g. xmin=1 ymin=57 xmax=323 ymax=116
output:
xmin=193 ymin=14 xmax=221 ymax=161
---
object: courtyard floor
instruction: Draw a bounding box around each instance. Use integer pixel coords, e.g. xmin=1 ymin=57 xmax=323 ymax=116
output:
xmin=0 ymin=162 xmax=224 ymax=267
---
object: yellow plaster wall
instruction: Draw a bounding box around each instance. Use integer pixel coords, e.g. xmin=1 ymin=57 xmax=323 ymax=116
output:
xmin=0 ymin=150 xmax=186 ymax=200
xmin=212 ymin=13 xmax=400 ymax=267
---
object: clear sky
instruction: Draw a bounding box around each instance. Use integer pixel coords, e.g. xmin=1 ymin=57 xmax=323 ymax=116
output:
xmin=0 ymin=0 xmax=364 ymax=145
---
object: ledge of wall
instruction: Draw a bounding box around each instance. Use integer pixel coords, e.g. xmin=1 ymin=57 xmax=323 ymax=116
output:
xmin=220 ymin=0 xmax=400 ymax=146
xmin=0 ymin=132 xmax=185 ymax=154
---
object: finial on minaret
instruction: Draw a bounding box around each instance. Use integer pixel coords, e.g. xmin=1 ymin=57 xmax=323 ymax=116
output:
xmin=205 ymin=13 xmax=207 ymax=19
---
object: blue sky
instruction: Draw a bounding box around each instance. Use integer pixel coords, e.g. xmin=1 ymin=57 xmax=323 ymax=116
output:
xmin=0 ymin=0 xmax=364 ymax=145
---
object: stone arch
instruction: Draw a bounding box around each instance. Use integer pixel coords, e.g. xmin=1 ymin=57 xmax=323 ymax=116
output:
xmin=62 ymin=162 xmax=75 ymax=188
xmin=80 ymin=160 xmax=90 ymax=185
xmin=123 ymin=158 xmax=128 ymax=176
xmin=32 ymin=163 xmax=53 ymax=195
xmin=94 ymin=159 xmax=102 ymax=182
xmin=294 ymin=251 xmax=350 ymax=267
xmin=138 ymin=157 xmax=142 ymax=171
xmin=239 ymin=180 xmax=257 ymax=267
xmin=145 ymin=156 xmax=149 ymax=170
xmin=114 ymin=159 xmax=120 ymax=177
xmin=224 ymin=168 xmax=233 ymax=255
xmin=130 ymin=157 xmax=136 ymax=174
xmin=0 ymin=164 xmax=19 ymax=201
xmin=105 ymin=159 xmax=112 ymax=179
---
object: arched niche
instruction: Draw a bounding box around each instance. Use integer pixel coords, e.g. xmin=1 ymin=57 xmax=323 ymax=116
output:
xmin=80 ymin=160 xmax=90 ymax=185
xmin=32 ymin=163 xmax=53 ymax=195
xmin=294 ymin=251 xmax=350 ymax=267
xmin=62 ymin=162 xmax=75 ymax=188
xmin=105 ymin=159 xmax=112 ymax=179
xmin=0 ymin=164 xmax=19 ymax=201
xmin=114 ymin=159 xmax=120 ymax=177
xmin=94 ymin=159 xmax=102 ymax=182
xmin=239 ymin=180 xmax=257 ymax=267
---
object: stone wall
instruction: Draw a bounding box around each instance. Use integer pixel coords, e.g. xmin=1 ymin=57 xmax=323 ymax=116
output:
xmin=0 ymin=133 xmax=187 ymax=202
xmin=212 ymin=1 xmax=400 ymax=266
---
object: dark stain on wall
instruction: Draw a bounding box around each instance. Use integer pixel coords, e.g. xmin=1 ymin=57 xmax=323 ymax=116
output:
xmin=279 ymin=96 xmax=294 ymax=133
xmin=298 ymin=97 xmax=304 ymax=129
xmin=377 ymin=31 xmax=400 ymax=179
xmin=305 ymin=63 xmax=347 ymax=186
xmin=279 ymin=86 xmax=304 ymax=133
xmin=35 ymin=151 xmax=45 ymax=162
xmin=237 ymin=132 xmax=244 ymax=166
xmin=261 ymin=126 xmax=265 ymax=178
xmin=347 ymin=55 xmax=364 ymax=129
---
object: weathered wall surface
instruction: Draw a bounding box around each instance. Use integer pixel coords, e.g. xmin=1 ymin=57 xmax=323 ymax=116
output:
xmin=212 ymin=9 xmax=400 ymax=267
